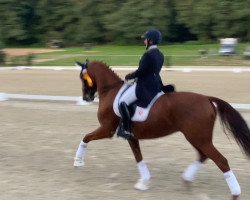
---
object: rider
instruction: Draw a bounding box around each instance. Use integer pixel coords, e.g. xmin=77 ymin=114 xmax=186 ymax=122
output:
xmin=118 ymin=28 xmax=164 ymax=138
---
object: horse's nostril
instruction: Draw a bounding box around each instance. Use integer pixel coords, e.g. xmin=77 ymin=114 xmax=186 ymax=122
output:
xmin=83 ymin=96 xmax=88 ymax=101
xmin=83 ymin=95 xmax=93 ymax=102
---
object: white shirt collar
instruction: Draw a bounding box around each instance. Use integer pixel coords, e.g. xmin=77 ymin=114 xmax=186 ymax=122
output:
xmin=148 ymin=45 xmax=158 ymax=50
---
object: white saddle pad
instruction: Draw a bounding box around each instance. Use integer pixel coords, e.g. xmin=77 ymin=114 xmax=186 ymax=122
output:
xmin=113 ymin=83 xmax=164 ymax=122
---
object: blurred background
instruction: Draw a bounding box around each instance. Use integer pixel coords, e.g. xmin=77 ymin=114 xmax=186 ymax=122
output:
xmin=0 ymin=0 xmax=250 ymax=66
xmin=0 ymin=2 xmax=250 ymax=199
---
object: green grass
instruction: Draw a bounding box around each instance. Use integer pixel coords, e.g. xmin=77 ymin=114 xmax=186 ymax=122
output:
xmin=5 ymin=43 xmax=250 ymax=66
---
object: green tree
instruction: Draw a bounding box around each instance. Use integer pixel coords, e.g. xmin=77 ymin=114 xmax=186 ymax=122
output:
xmin=1 ymin=0 xmax=250 ymax=46
xmin=213 ymin=1 xmax=250 ymax=41
xmin=0 ymin=0 xmax=26 ymax=45
xmin=73 ymin=0 xmax=105 ymax=44
xmin=36 ymin=0 xmax=79 ymax=45
xmin=176 ymin=0 xmax=250 ymax=41
xmin=176 ymin=0 xmax=217 ymax=41
xmin=103 ymin=0 xmax=171 ymax=44
xmin=0 ymin=0 xmax=41 ymax=45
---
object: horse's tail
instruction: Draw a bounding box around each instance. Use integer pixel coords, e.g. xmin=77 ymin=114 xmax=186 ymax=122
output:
xmin=209 ymin=97 xmax=250 ymax=158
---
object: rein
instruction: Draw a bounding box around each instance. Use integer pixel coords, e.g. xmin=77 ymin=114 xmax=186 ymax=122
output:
xmin=98 ymin=80 xmax=124 ymax=95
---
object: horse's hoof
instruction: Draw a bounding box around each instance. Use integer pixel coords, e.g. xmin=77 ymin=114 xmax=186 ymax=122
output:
xmin=182 ymin=179 xmax=192 ymax=190
xmin=74 ymin=157 xmax=84 ymax=167
xmin=134 ymin=179 xmax=150 ymax=191
xmin=232 ymin=195 xmax=240 ymax=200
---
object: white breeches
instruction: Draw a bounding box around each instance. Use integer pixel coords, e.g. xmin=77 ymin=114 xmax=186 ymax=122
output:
xmin=118 ymin=83 xmax=137 ymax=105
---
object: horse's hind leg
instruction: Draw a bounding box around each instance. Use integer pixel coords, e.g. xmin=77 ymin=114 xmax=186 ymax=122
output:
xmin=199 ymin=143 xmax=241 ymax=199
xmin=74 ymin=126 xmax=112 ymax=167
xmin=182 ymin=147 xmax=207 ymax=182
xmin=185 ymin=130 xmax=241 ymax=199
xmin=128 ymin=138 xmax=150 ymax=190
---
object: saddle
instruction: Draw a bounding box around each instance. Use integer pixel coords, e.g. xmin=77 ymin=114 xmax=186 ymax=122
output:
xmin=113 ymin=83 xmax=175 ymax=139
xmin=113 ymin=83 xmax=164 ymax=122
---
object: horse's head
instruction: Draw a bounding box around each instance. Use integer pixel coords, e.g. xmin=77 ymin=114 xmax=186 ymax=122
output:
xmin=76 ymin=60 xmax=97 ymax=102
xmin=77 ymin=60 xmax=123 ymax=102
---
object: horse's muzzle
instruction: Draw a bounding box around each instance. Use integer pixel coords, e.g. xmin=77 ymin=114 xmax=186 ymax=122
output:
xmin=83 ymin=95 xmax=94 ymax=102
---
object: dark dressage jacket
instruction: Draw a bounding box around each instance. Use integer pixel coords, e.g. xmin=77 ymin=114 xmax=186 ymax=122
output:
xmin=126 ymin=46 xmax=164 ymax=107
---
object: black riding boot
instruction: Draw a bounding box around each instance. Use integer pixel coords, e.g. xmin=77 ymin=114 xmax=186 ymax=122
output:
xmin=117 ymin=102 xmax=132 ymax=139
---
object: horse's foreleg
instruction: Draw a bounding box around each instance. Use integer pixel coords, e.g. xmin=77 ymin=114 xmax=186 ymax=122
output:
xmin=74 ymin=126 xmax=112 ymax=167
xmin=128 ymin=138 xmax=151 ymax=190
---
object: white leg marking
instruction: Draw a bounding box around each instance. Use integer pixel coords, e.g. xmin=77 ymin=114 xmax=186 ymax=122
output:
xmin=134 ymin=160 xmax=151 ymax=190
xmin=182 ymin=161 xmax=204 ymax=182
xmin=224 ymin=170 xmax=241 ymax=196
xmin=74 ymin=141 xmax=87 ymax=167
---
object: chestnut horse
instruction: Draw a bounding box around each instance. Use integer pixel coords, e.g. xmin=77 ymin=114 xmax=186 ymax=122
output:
xmin=74 ymin=61 xmax=250 ymax=200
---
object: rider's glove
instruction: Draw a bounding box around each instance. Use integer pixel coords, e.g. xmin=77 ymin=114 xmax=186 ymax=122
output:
xmin=125 ymin=73 xmax=134 ymax=80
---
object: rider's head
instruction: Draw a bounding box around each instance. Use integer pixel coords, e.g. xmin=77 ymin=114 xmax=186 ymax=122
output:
xmin=142 ymin=29 xmax=162 ymax=49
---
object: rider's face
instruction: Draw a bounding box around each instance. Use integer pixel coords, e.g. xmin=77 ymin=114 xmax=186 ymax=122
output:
xmin=144 ymin=39 xmax=148 ymax=47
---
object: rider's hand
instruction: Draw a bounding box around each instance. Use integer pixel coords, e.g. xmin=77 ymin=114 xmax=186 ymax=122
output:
xmin=125 ymin=73 xmax=134 ymax=80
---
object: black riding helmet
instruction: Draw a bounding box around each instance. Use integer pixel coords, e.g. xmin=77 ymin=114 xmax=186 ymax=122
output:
xmin=142 ymin=29 xmax=162 ymax=47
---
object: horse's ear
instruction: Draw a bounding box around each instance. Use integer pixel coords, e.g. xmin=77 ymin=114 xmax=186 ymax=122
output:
xmin=75 ymin=59 xmax=90 ymax=69
xmin=75 ymin=61 xmax=84 ymax=67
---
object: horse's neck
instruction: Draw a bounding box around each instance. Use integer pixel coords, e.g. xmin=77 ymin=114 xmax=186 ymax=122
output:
xmin=95 ymin=68 xmax=123 ymax=96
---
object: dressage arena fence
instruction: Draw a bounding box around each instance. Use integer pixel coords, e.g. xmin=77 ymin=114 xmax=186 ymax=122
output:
xmin=0 ymin=93 xmax=250 ymax=110
xmin=0 ymin=66 xmax=250 ymax=110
